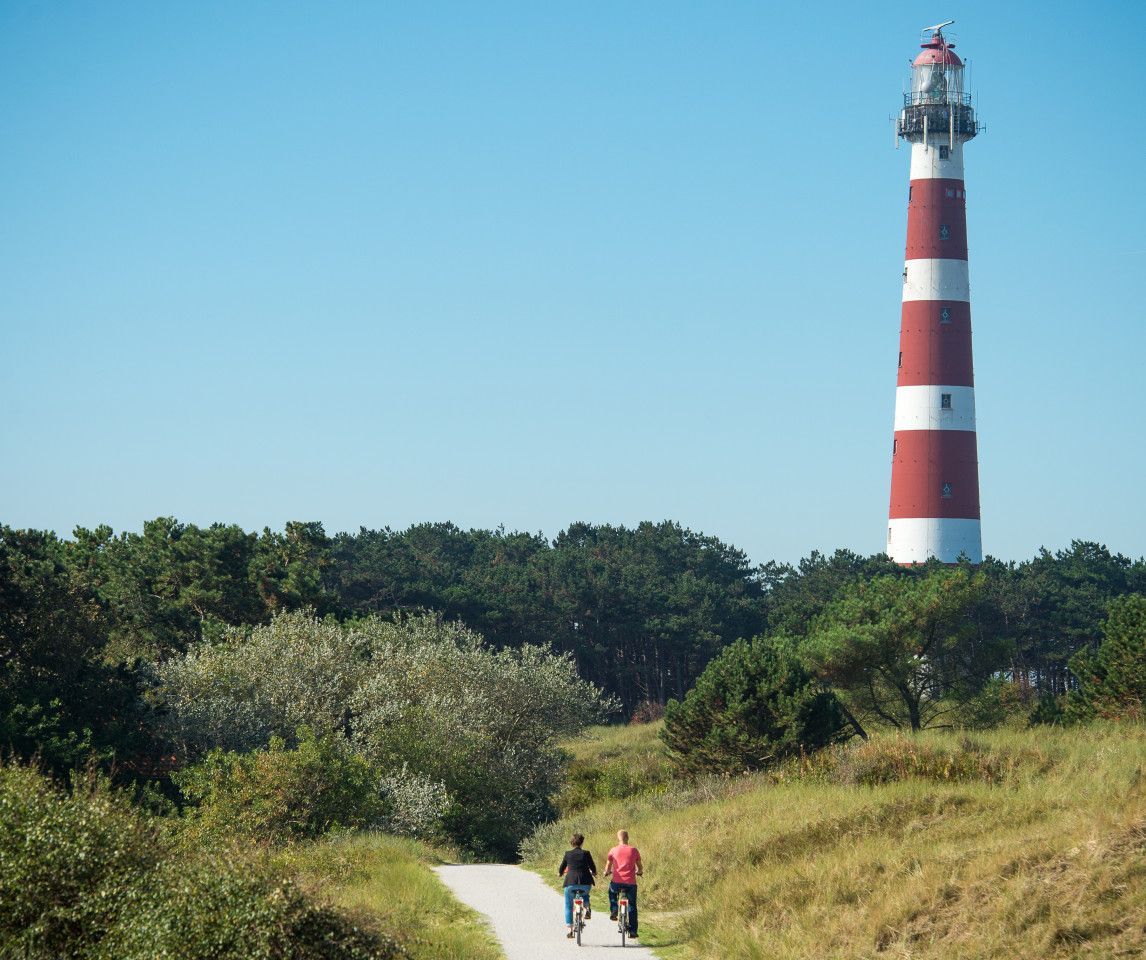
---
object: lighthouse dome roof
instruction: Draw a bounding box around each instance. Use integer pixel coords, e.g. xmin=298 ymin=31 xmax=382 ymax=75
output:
xmin=914 ymin=35 xmax=963 ymax=67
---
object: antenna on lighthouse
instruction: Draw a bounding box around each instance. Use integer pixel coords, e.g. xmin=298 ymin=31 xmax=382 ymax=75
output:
xmin=922 ymin=19 xmax=955 ymax=36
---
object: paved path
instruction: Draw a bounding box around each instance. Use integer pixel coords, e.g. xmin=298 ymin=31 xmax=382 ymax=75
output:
xmin=434 ymin=864 xmax=661 ymax=960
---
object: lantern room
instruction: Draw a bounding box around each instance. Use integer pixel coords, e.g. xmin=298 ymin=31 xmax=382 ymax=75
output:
xmin=910 ymin=30 xmax=965 ymax=106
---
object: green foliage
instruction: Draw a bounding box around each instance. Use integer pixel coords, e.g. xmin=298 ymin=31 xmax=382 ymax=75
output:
xmin=69 ymin=519 xmax=267 ymax=663
xmin=1028 ymin=691 xmax=1066 ymax=726
xmin=0 ymin=763 xmax=160 ymax=956
xmin=977 ymin=542 xmax=1146 ymax=698
xmin=0 ymin=527 xmax=138 ymax=775
xmin=552 ymin=722 xmax=675 ymax=815
xmin=283 ymin=834 xmax=503 ymax=960
xmin=803 ymin=569 xmax=1002 ymax=731
xmin=760 ymin=548 xmax=904 ymax=638
xmin=159 ymin=610 xmax=615 ymax=857
xmin=1066 ymin=593 xmax=1146 ymax=722
xmin=174 ymin=728 xmax=386 ymax=841
xmin=0 ymin=760 xmax=401 ymax=960
xmin=956 ymin=677 xmax=1030 ymax=729
xmin=100 ymin=857 xmax=398 ymax=960
xmin=661 ymin=635 xmax=849 ymax=775
xmin=251 ymin=521 xmax=336 ymax=616
xmin=329 ymin=520 xmax=769 ymax=712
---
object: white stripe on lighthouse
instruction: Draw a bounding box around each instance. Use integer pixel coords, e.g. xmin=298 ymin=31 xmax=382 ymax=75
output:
xmin=887 ymin=518 xmax=983 ymax=564
xmin=893 ymin=385 xmax=976 ymax=432
xmin=902 ymin=258 xmax=969 ymax=302
xmin=909 ymin=140 xmax=965 ymax=180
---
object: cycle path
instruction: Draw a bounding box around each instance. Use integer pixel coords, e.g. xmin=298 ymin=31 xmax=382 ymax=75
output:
xmin=434 ymin=863 xmax=661 ymax=960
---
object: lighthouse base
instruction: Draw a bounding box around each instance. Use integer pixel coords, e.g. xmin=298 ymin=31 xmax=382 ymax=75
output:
xmin=887 ymin=517 xmax=982 ymax=564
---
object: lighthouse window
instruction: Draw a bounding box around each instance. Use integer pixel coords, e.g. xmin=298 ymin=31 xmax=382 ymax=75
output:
xmin=940 ymin=306 xmax=953 ymax=324
xmin=898 ymin=351 xmax=903 ymax=368
xmin=946 ymin=188 xmax=955 ymax=198
xmin=941 ymin=481 xmax=954 ymax=499
xmin=939 ymin=224 xmax=951 ymax=240
xmin=940 ymin=393 xmax=953 ymax=410
xmin=939 ymin=145 xmax=950 ymax=160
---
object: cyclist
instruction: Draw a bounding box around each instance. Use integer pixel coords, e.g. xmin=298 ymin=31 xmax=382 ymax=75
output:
xmin=558 ymin=832 xmax=597 ymax=939
xmin=605 ymin=829 xmax=642 ymax=939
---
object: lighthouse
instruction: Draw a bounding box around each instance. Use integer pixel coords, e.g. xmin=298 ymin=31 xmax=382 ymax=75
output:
xmin=887 ymin=21 xmax=982 ymax=564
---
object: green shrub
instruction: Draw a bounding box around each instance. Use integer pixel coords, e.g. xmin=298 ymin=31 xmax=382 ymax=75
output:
xmin=554 ymin=723 xmax=674 ymax=815
xmin=1066 ymin=594 xmax=1146 ymax=722
xmin=174 ymin=727 xmax=386 ymax=841
xmin=1029 ymin=691 xmax=1065 ymax=726
xmin=159 ymin=610 xmax=615 ymax=857
xmin=0 ymin=760 xmax=402 ymax=960
xmin=0 ymin=762 xmax=161 ymax=957
xmin=100 ymin=855 xmax=399 ymax=960
xmin=661 ymin=634 xmax=850 ymax=775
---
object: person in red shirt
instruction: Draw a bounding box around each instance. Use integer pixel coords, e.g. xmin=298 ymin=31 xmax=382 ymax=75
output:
xmin=604 ymin=829 xmax=643 ymax=938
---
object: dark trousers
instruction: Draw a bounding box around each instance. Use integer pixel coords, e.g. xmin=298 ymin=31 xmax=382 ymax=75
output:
xmin=608 ymin=882 xmax=638 ymax=934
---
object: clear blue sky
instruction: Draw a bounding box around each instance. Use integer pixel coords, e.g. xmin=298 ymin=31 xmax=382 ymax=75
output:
xmin=2 ymin=1 xmax=1143 ymax=565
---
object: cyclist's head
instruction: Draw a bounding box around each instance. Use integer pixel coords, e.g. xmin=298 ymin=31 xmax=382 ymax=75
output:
xmin=617 ymin=830 xmax=629 ymax=843
xmin=570 ymin=833 xmax=585 ymax=847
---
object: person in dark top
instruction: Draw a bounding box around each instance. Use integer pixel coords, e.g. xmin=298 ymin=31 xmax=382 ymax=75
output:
xmin=558 ymin=832 xmax=596 ymax=938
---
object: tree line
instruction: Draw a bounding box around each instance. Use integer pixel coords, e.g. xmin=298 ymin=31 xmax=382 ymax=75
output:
xmin=2 ymin=517 xmax=1144 ymax=778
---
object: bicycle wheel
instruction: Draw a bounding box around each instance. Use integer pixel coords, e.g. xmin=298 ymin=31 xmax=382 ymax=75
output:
xmin=576 ymin=914 xmax=582 ymax=947
xmin=619 ymin=903 xmax=627 ymax=947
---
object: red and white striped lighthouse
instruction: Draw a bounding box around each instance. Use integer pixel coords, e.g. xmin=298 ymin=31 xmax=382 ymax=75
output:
xmin=888 ymin=21 xmax=982 ymax=564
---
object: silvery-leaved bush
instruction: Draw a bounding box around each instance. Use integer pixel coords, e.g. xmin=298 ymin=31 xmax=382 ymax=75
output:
xmin=376 ymin=765 xmax=449 ymax=837
xmin=156 ymin=609 xmax=617 ymax=854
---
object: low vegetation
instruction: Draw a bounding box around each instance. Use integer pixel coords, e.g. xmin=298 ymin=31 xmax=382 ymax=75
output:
xmin=523 ymin=722 xmax=1146 ymax=959
xmin=3 ymin=518 xmax=1144 ymax=955
xmin=159 ymin=609 xmax=613 ymax=857
xmin=281 ymin=835 xmax=504 ymax=960
xmin=555 ymin=721 xmax=675 ymax=815
xmin=0 ymin=760 xmax=401 ymax=960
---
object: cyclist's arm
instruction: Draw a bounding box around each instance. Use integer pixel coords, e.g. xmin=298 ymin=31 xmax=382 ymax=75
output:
xmin=634 ymin=851 xmax=643 ymax=876
xmin=558 ymin=852 xmax=568 ymax=877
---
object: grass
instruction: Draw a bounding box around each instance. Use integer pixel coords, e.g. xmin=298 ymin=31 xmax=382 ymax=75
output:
xmin=555 ymin=720 xmax=675 ymax=814
xmin=522 ymin=721 xmax=1146 ymax=959
xmin=280 ymin=833 xmax=504 ymax=960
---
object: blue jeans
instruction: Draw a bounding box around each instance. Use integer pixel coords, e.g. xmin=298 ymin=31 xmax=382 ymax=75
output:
xmin=564 ymin=885 xmax=592 ymax=926
xmin=608 ymin=882 xmax=638 ymax=934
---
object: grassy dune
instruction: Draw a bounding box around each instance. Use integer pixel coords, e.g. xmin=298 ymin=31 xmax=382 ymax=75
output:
xmin=282 ymin=834 xmax=504 ymax=960
xmin=524 ymin=722 xmax=1145 ymax=959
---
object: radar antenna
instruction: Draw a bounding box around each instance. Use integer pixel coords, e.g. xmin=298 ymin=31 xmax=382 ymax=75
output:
xmin=922 ymin=19 xmax=955 ymax=36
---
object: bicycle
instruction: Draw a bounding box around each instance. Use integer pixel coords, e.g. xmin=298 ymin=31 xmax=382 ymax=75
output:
xmin=616 ymin=890 xmax=630 ymax=947
xmin=572 ymin=890 xmax=589 ymax=946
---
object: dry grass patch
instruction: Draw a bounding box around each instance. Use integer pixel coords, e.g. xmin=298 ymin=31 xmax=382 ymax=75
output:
xmin=524 ymin=724 xmax=1145 ymax=959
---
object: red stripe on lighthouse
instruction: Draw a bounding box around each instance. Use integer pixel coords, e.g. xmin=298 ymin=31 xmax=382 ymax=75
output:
xmin=889 ymin=430 xmax=981 ymax=519
xmin=897 ymin=301 xmax=974 ymax=387
xmin=906 ymin=179 xmax=968 ymax=260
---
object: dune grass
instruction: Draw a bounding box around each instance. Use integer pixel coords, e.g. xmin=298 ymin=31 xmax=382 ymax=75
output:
xmin=555 ymin=720 xmax=675 ymax=815
xmin=281 ymin=834 xmax=504 ymax=960
xmin=523 ymin=722 xmax=1146 ymax=959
